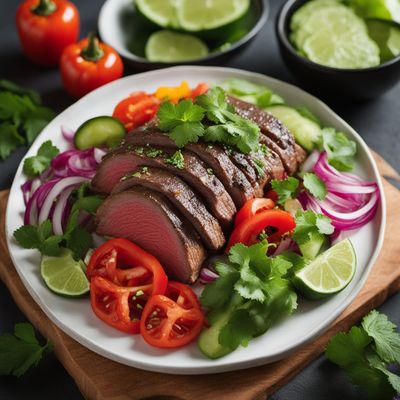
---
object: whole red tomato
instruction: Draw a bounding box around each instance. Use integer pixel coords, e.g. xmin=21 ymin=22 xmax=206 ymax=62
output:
xmin=16 ymin=0 xmax=80 ymax=67
xmin=60 ymin=33 xmax=124 ymax=98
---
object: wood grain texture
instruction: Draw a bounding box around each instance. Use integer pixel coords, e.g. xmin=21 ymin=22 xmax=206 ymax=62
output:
xmin=0 ymin=152 xmax=399 ymax=400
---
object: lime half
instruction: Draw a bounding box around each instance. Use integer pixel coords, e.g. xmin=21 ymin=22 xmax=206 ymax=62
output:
xmin=178 ymin=0 xmax=250 ymax=31
xmin=145 ymin=30 xmax=209 ymax=62
xmin=135 ymin=0 xmax=180 ymax=28
xmin=292 ymin=239 xmax=356 ymax=300
xmin=41 ymin=249 xmax=90 ymax=297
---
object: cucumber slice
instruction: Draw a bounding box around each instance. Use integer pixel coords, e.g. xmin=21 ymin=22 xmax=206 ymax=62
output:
xmin=299 ymin=233 xmax=327 ymax=260
xmin=265 ymin=105 xmax=322 ymax=152
xmin=74 ymin=116 xmax=125 ymax=150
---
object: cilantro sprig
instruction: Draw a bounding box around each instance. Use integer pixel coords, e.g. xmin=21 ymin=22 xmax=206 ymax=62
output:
xmin=199 ymin=242 xmax=297 ymax=355
xmin=13 ymin=183 xmax=104 ymax=259
xmin=0 ymin=80 xmax=54 ymax=161
xmin=23 ymin=140 xmax=60 ymax=177
xmin=293 ymin=210 xmax=334 ymax=245
xmin=271 ymin=177 xmax=300 ymax=205
xmin=157 ymin=87 xmax=261 ymax=154
xmin=0 ymin=323 xmax=52 ymax=377
xmin=326 ymin=310 xmax=400 ymax=399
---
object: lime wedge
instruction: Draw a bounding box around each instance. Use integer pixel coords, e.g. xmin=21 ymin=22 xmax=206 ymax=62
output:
xmin=145 ymin=30 xmax=209 ymax=62
xmin=135 ymin=0 xmax=180 ymax=28
xmin=177 ymin=0 xmax=250 ymax=31
xmin=41 ymin=249 xmax=90 ymax=297
xmin=292 ymin=239 xmax=356 ymax=300
xmin=367 ymin=19 xmax=400 ymax=63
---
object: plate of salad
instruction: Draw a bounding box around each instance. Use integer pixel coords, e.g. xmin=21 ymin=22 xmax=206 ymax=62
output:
xmin=5 ymin=66 xmax=385 ymax=374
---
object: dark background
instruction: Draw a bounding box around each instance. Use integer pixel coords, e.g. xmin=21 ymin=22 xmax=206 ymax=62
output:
xmin=0 ymin=0 xmax=399 ymax=399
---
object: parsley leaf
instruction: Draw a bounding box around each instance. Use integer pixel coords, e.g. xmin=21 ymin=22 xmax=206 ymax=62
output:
xmin=303 ymin=172 xmax=327 ymax=200
xmin=0 ymin=323 xmax=52 ymax=377
xmin=169 ymin=122 xmax=204 ymax=147
xmin=322 ymin=128 xmax=357 ymax=172
xmin=165 ymin=150 xmax=185 ymax=169
xmin=0 ymin=121 xmax=24 ymax=160
xmin=23 ymin=140 xmax=60 ymax=177
xmin=271 ymin=177 xmax=300 ymax=204
xmin=293 ymin=210 xmax=334 ymax=246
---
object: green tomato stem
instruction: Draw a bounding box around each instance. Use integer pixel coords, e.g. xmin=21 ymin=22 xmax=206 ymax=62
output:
xmin=32 ymin=0 xmax=57 ymax=16
xmin=81 ymin=32 xmax=104 ymax=62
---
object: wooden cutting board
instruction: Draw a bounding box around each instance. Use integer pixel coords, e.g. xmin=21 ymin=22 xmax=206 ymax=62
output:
xmin=0 ymin=151 xmax=399 ymax=400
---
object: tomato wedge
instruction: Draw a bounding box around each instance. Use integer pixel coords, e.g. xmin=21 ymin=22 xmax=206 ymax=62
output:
xmin=87 ymin=238 xmax=168 ymax=295
xmin=227 ymin=209 xmax=296 ymax=252
xmin=234 ymin=198 xmax=275 ymax=227
xmin=140 ymin=282 xmax=204 ymax=348
xmin=90 ymin=276 xmax=147 ymax=334
xmin=112 ymin=92 xmax=160 ymax=131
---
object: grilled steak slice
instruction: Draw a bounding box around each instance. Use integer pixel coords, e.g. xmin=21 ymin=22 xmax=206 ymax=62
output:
xmin=96 ymin=188 xmax=206 ymax=283
xmin=124 ymin=131 xmax=256 ymax=208
xmin=227 ymin=96 xmax=304 ymax=174
xmin=111 ymin=167 xmax=225 ymax=250
xmin=92 ymin=146 xmax=236 ymax=229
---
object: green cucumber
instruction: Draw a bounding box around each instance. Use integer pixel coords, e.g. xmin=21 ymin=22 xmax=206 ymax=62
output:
xmin=299 ymin=233 xmax=327 ymax=260
xmin=74 ymin=116 xmax=125 ymax=150
xmin=265 ymin=105 xmax=322 ymax=152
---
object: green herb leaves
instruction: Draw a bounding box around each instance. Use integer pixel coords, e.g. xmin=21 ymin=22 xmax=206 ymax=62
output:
xmin=271 ymin=177 xmax=300 ymax=204
xmin=0 ymin=81 xmax=54 ymax=161
xmin=23 ymin=140 xmax=60 ymax=177
xmin=157 ymin=87 xmax=261 ymax=154
xmin=165 ymin=150 xmax=185 ymax=169
xmin=326 ymin=310 xmax=400 ymax=399
xmin=293 ymin=210 xmax=334 ymax=245
xmin=322 ymin=128 xmax=357 ymax=172
xmin=303 ymin=172 xmax=327 ymax=200
xmin=199 ymin=242 xmax=297 ymax=357
xmin=0 ymin=323 xmax=52 ymax=377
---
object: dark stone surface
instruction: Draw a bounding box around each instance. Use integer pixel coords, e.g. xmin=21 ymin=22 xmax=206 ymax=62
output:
xmin=0 ymin=0 xmax=399 ymax=399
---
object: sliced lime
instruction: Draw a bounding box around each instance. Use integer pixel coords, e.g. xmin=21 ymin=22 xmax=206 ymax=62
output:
xmin=41 ymin=249 xmax=90 ymax=297
xmin=290 ymin=0 xmax=345 ymax=32
xmin=177 ymin=0 xmax=250 ymax=32
xmin=135 ymin=0 xmax=180 ymax=29
xmin=303 ymin=28 xmax=380 ymax=69
xmin=367 ymin=19 xmax=400 ymax=63
xmin=145 ymin=30 xmax=209 ymax=62
xmin=292 ymin=239 xmax=356 ymax=300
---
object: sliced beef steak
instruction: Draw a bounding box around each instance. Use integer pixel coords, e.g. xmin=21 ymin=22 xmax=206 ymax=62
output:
xmin=96 ymin=188 xmax=206 ymax=283
xmin=124 ymin=130 xmax=256 ymax=207
xmin=91 ymin=146 xmax=236 ymax=229
xmin=111 ymin=167 xmax=225 ymax=250
xmin=227 ymin=96 xmax=305 ymax=174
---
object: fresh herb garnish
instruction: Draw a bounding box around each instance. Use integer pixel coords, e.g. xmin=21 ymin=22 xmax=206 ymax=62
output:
xmin=271 ymin=177 xmax=300 ymax=204
xmin=293 ymin=210 xmax=334 ymax=246
xmin=0 ymin=80 xmax=55 ymax=161
xmin=326 ymin=310 xmax=400 ymax=400
xmin=199 ymin=242 xmax=297 ymax=355
xmin=23 ymin=140 xmax=59 ymax=177
xmin=165 ymin=150 xmax=185 ymax=169
xmin=14 ymin=184 xmax=104 ymax=259
xmin=0 ymin=323 xmax=53 ymax=377
xmin=145 ymin=148 xmax=164 ymax=158
xmin=321 ymin=128 xmax=357 ymax=172
xmin=260 ymin=143 xmax=269 ymax=155
xmin=303 ymin=172 xmax=327 ymax=200
xmin=253 ymin=158 xmax=266 ymax=178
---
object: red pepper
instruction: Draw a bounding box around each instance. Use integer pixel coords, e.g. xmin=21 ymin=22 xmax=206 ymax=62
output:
xmin=234 ymin=198 xmax=275 ymax=227
xmin=16 ymin=0 xmax=80 ymax=66
xmin=227 ymin=209 xmax=296 ymax=252
xmin=60 ymin=33 xmax=123 ymax=98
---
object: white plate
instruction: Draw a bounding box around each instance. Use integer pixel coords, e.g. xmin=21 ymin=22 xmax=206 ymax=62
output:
xmin=6 ymin=66 xmax=386 ymax=375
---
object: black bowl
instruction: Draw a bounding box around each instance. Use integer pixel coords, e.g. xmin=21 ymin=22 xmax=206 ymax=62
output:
xmin=276 ymin=0 xmax=400 ymax=101
xmin=98 ymin=0 xmax=269 ymax=71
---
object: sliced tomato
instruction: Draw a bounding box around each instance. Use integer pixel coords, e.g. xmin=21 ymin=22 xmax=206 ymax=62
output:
xmin=190 ymin=82 xmax=209 ymax=99
xmin=265 ymin=189 xmax=279 ymax=203
xmin=112 ymin=92 xmax=160 ymax=131
xmin=140 ymin=282 xmax=204 ymax=348
xmin=234 ymin=198 xmax=275 ymax=227
xmin=87 ymin=238 xmax=168 ymax=297
xmin=90 ymin=276 xmax=146 ymax=334
xmin=226 ymin=209 xmax=296 ymax=252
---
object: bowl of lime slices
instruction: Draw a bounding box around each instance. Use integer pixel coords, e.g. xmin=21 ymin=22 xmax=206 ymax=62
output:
xmin=276 ymin=0 xmax=400 ymax=101
xmin=98 ymin=0 xmax=269 ymax=69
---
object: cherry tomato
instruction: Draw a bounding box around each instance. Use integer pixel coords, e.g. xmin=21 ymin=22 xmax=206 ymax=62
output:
xmin=140 ymin=282 xmax=204 ymax=348
xmin=112 ymin=92 xmax=160 ymax=131
xmin=234 ymin=198 xmax=275 ymax=227
xmin=226 ymin=209 xmax=296 ymax=252
xmin=90 ymin=276 xmax=146 ymax=334
xmin=87 ymin=238 xmax=168 ymax=296
xmin=16 ymin=0 xmax=80 ymax=66
xmin=60 ymin=33 xmax=123 ymax=98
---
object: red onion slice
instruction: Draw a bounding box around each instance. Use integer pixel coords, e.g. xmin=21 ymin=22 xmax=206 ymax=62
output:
xmin=199 ymin=268 xmax=219 ymax=284
xmin=52 ymin=186 xmax=76 ymax=235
